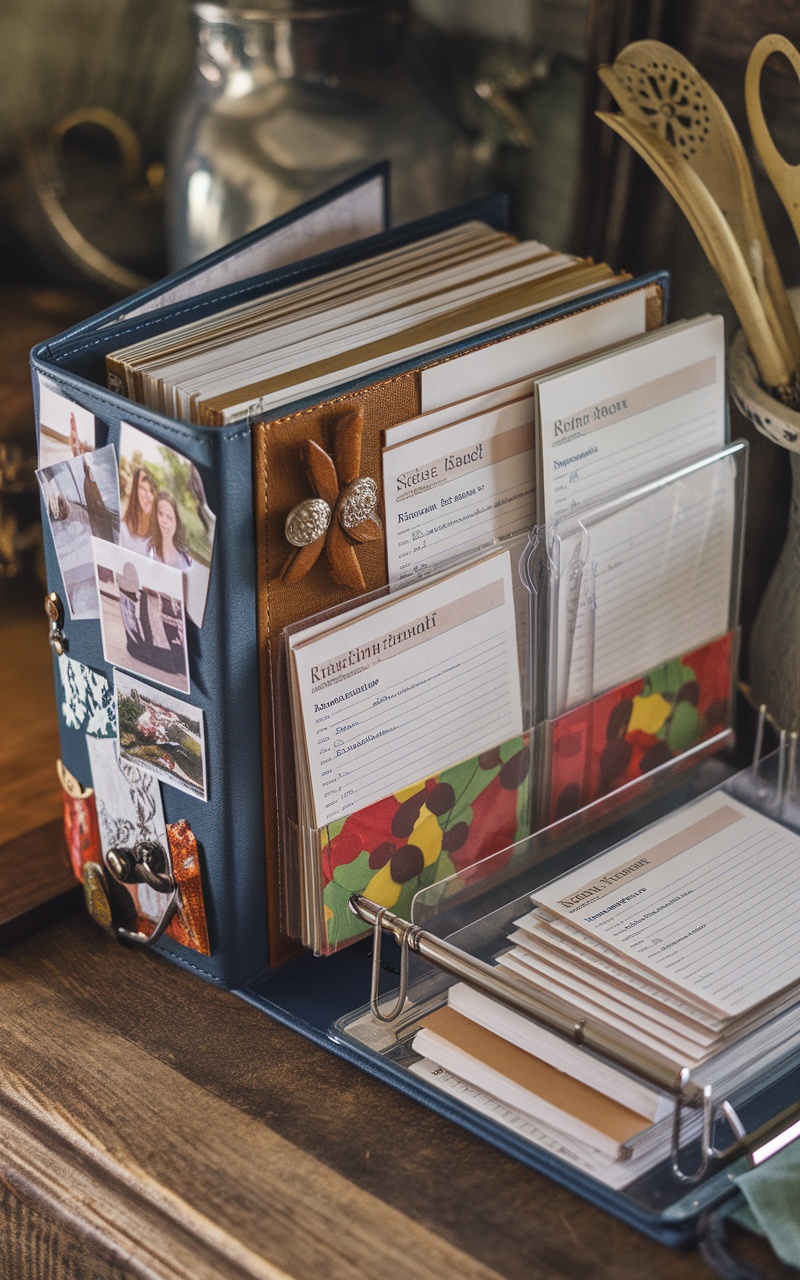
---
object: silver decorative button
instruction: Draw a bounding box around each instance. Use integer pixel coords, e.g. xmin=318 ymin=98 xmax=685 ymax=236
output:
xmin=339 ymin=477 xmax=378 ymax=530
xmin=285 ymin=498 xmax=332 ymax=547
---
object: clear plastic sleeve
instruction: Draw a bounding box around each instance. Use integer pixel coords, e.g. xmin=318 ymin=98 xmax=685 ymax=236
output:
xmin=274 ymin=444 xmax=747 ymax=957
xmin=336 ymin=746 xmax=800 ymax=1226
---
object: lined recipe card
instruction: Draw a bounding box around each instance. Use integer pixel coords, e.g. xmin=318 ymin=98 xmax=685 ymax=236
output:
xmin=382 ymin=395 xmax=537 ymax=584
xmin=549 ymin=453 xmax=736 ymax=713
xmin=536 ymin=315 xmax=726 ymax=522
xmin=289 ymin=550 xmax=523 ymax=828
xmin=531 ymin=792 xmax=800 ymax=1018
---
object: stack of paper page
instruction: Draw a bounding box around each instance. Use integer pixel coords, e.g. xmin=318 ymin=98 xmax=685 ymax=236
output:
xmin=411 ymin=789 xmax=800 ymax=1179
xmin=107 ymin=223 xmax=624 ymax=425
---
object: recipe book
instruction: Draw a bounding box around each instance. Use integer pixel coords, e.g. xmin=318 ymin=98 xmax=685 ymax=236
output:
xmin=107 ymin=230 xmax=625 ymax=424
xmin=34 ymin=166 xmax=669 ymax=979
xmin=37 ymin=167 xmax=784 ymax=1250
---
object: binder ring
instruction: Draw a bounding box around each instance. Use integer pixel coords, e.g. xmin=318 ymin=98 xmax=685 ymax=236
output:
xmin=369 ymin=907 xmax=410 ymax=1023
xmin=669 ymin=1071 xmax=749 ymax=1185
xmin=671 ymin=1075 xmax=714 ymax=1185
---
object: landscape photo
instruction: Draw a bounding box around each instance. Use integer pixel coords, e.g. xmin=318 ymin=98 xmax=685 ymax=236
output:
xmin=115 ymin=670 xmax=207 ymax=801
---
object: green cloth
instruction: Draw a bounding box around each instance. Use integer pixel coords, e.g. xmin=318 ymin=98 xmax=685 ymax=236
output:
xmin=732 ymin=1139 xmax=800 ymax=1269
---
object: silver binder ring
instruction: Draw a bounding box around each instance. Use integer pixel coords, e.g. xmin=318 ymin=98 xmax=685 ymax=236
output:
xmin=671 ymin=1072 xmax=714 ymax=1184
xmin=370 ymin=907 xmax=410 ymax=1023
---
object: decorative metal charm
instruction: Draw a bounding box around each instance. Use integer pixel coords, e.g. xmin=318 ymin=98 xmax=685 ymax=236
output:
xmin=83 ymin=861 xmax=114 ymax=933
xmin=339 ymin=477 xmax=378 ymax=530
xmin=284 ymin=497 xmax=332 ymax=547
xmin=134 ymin=840 xmax=173 ymax=893
xmin=44 ymin=590 xmax=67 ymax=655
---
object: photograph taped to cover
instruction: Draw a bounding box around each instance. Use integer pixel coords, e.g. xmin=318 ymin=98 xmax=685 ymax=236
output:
xmin=37 ymin=375 xmax=96 ymax=469
xmin=93 ymin=540 xmax=190 ymax=694
xmin=118 ymin=422 xmax=216 ymax=626
xmin=37 ymin=445 xmax=120 ymax=619
xmin=114 ymin=670 xmax=207 ymax=802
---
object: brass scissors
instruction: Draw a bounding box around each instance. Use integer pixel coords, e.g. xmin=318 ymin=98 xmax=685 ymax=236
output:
xmin=746 ymin=35 xmax=800 ymax=248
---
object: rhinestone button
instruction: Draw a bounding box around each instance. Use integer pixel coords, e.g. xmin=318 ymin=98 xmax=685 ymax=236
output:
xmin=339 ymin=477 xmax=378 ymax=530
xmin=285 ymin=498 xmax=332 ymax=547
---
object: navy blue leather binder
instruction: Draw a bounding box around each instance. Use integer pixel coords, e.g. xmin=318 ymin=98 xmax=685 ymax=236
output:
xmin=32 ymin=166 xmax=728 ymax=1247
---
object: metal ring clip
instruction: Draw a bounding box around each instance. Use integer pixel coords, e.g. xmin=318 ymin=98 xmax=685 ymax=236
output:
xmin=352 ymin=897 xmax=800 ymax=1185
xmin=670 ymin=1070 xmax=750 ymax=1184
xmin=369 ymin=907 xmax=412 ymax=1023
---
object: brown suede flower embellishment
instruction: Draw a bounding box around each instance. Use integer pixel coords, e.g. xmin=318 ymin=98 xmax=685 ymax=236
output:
xmin=279 ymin=407 xmax=382 ymax=591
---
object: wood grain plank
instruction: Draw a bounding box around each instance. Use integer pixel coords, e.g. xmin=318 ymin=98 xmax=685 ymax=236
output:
xmin=0 ymin=601 xmax=80 ymax=941
xmin=0 ymin=948 xmax=508 ymax=1280
xmin=0 ymin=1179 xmax=139 ymax=1280
xmin=0 ymin=608 xmax=63 ymax=846
xmin=0 ymin=916 xmax=734 ymax=1280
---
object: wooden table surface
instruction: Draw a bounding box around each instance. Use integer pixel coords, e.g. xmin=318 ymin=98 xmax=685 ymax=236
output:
xmin=0 ymin=292 xmax=794 ymax=1280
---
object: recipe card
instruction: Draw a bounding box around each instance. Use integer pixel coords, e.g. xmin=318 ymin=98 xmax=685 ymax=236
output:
xmin=536 ymin=315 xmax=726 ymax=522
xmin=531 ymin=791 xmax=800 ymax=1019
xmin=382 ymin=395 xmax=537 ymax=584
xmin=548 ymin=451 xmax=737 ymax=714
xmin=289 ymin=550 xmax=523 ymax=828
xmin=384 ymin=374 xmax=536 ymax=449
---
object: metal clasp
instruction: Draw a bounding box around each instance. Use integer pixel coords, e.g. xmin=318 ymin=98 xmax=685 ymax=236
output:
xmin=114 ymin=887 xmax=179 ymax=947
xmin=44 ymin=590 xmax=67 ymax=655
xmin=102 ymin=840 xmax=178 ymax=948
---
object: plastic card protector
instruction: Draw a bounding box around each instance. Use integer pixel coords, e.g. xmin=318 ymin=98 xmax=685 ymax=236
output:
xmin=334 ymin=748 xmax=800 ymax=1244
xmin=531 ymin=444 xmax=747 ymax=828
xmin=274 ymin=532 xmax=537 ymax=956
xmin=273 ymin=440 xmax=744 ymax=960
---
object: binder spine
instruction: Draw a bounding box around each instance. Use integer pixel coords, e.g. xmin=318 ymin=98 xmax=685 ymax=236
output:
xmin=31 ymin=355 xmax=270 ymax=987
